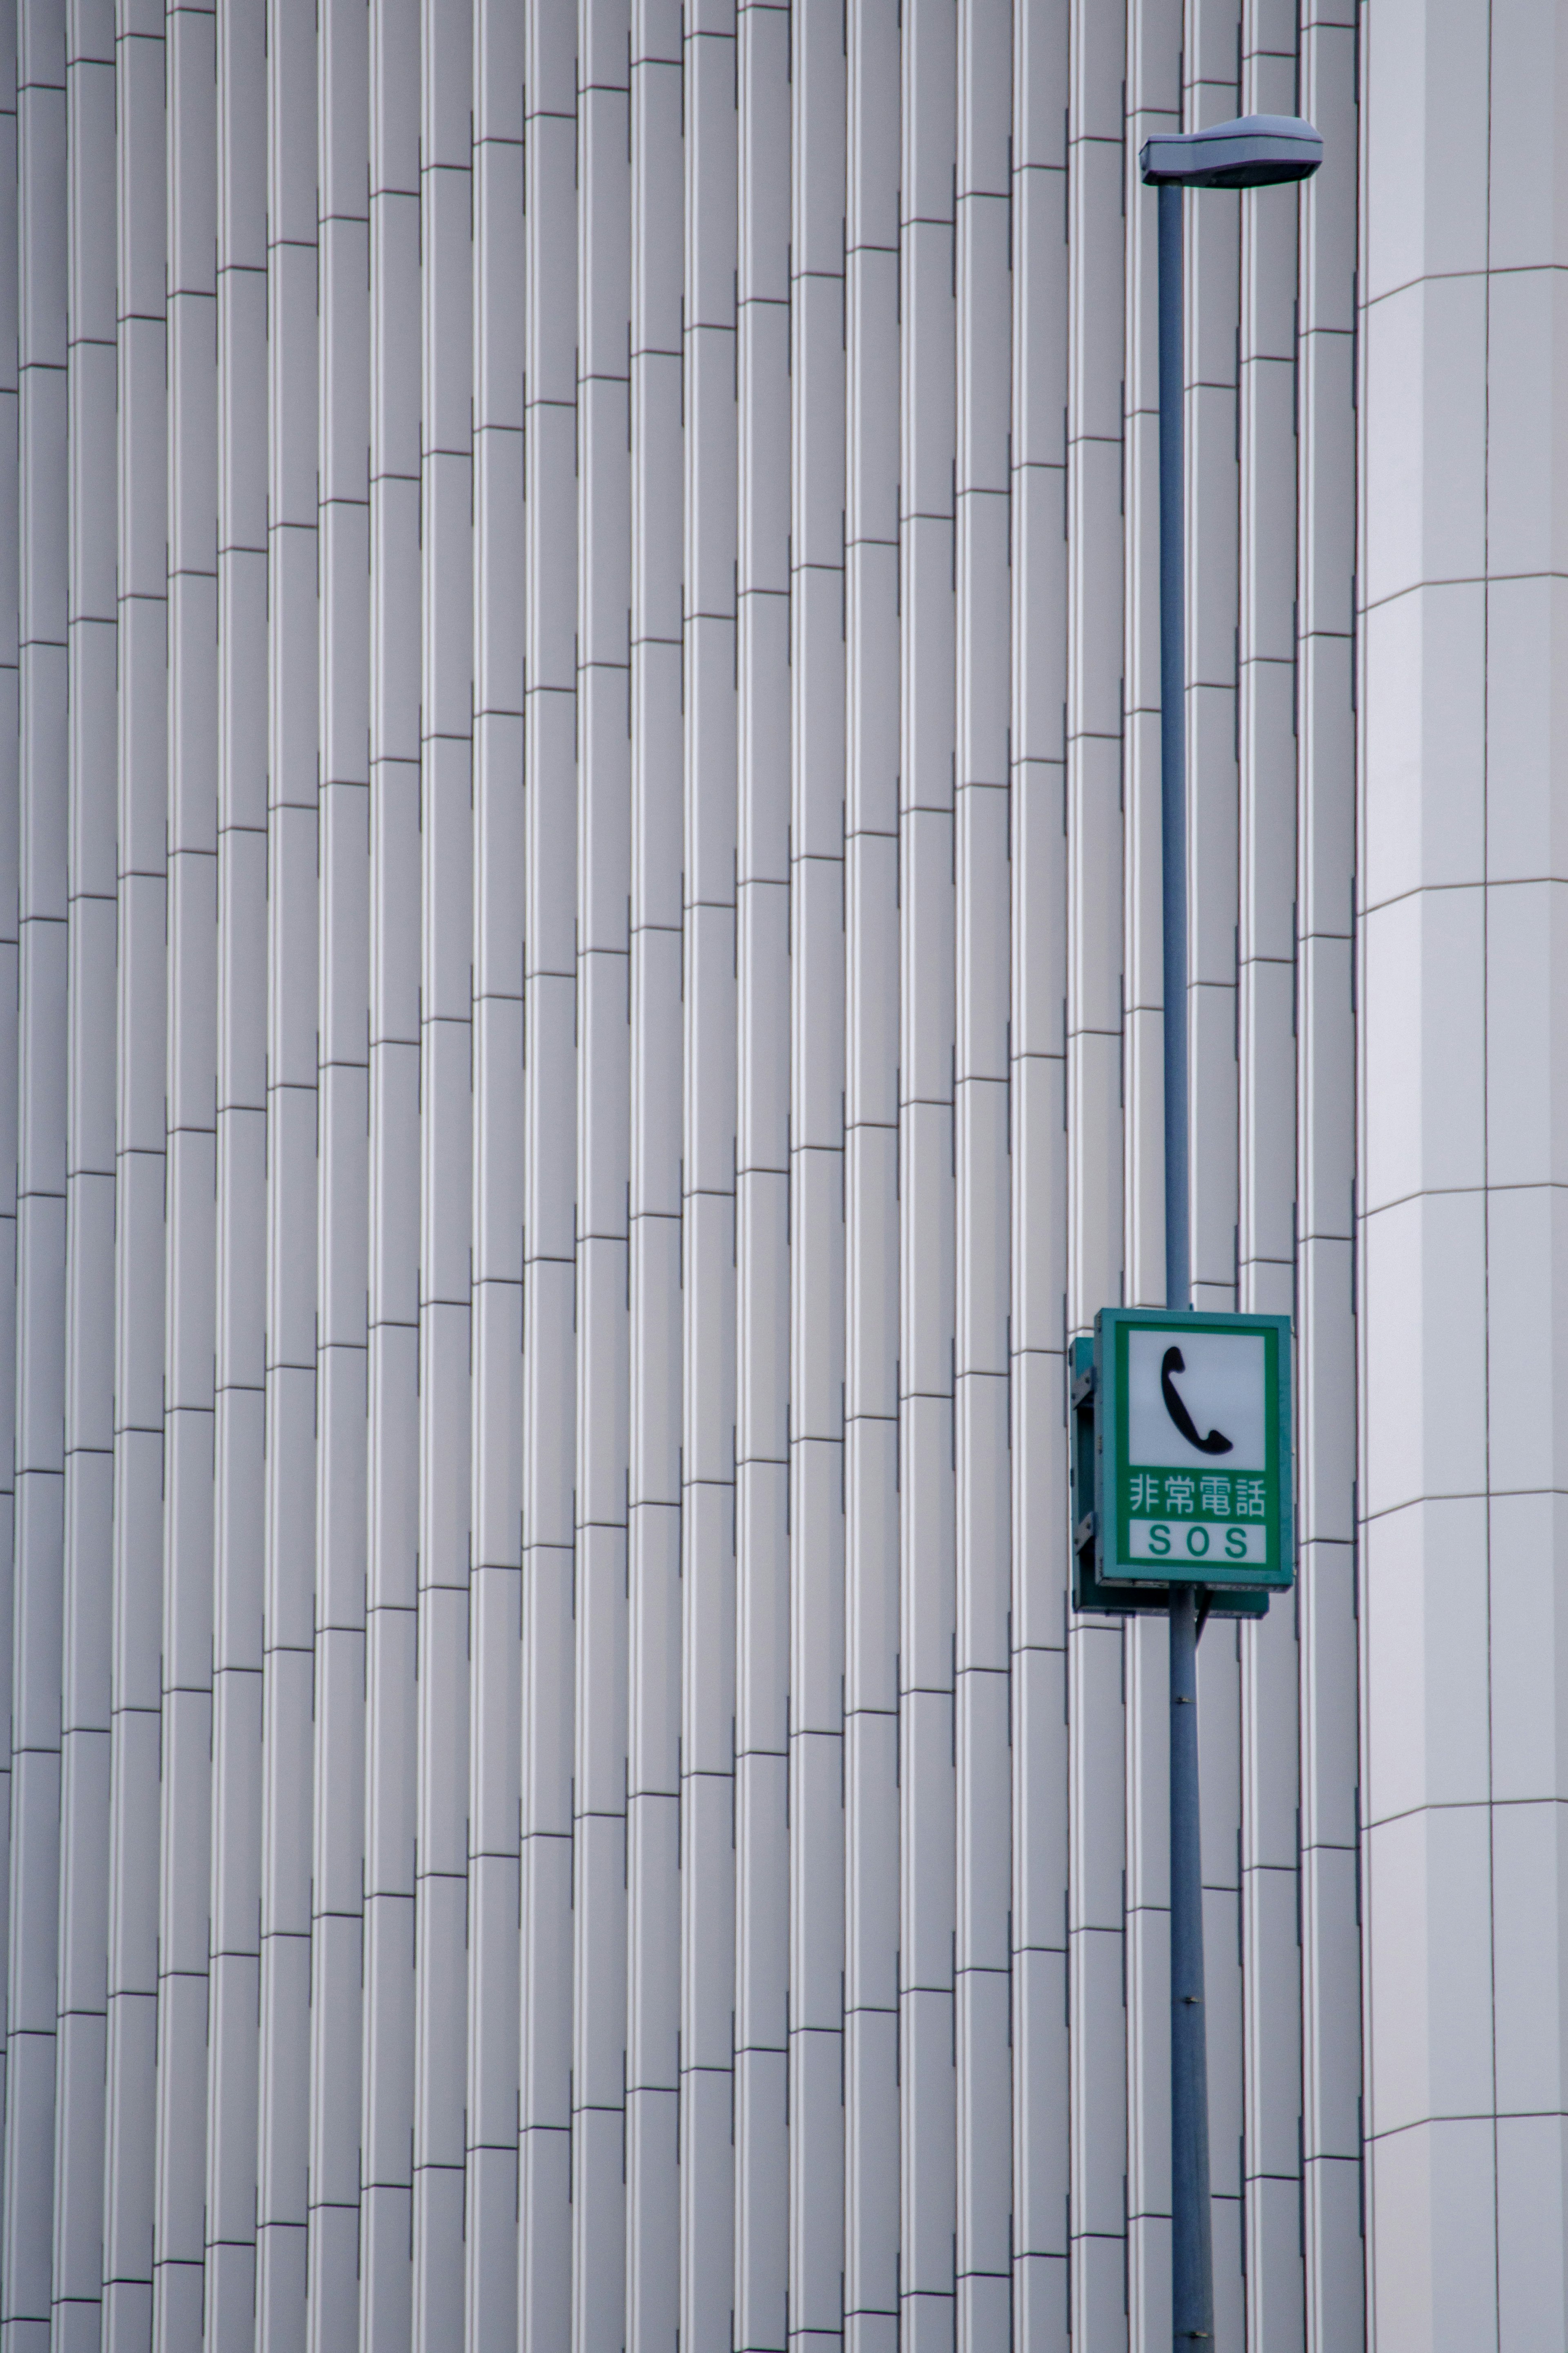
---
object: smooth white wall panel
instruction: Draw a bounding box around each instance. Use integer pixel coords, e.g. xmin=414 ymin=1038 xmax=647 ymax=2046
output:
xmin=1360 ymin=3 xmax=1568 ymax=2346
xmin=0 ymin=4 xmax=1377 ymax=2349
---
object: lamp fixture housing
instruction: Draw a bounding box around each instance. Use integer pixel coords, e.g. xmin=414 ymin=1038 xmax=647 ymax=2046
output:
xmin=1139 ymin=112 xmax=1323 ymax=190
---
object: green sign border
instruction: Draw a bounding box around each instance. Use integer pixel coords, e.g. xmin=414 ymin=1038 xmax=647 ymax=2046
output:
xmin=1092 ymin=1307 xmax=1293 ymax=1592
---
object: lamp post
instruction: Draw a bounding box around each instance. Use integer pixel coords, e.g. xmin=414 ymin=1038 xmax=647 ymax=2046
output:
xmin=1137 ymin=110 xmax=1322 ymax=2350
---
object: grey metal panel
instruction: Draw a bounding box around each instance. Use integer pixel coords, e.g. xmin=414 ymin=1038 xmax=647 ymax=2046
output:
xmin=414 ymin=0 xmax=470 ymax=2340
xmin=900 ymin=9 xmax=958 ymax=2349
xmin=1065 ymin=2 xmax=1126 ymax=2346
xmin=256 ymin=2 xmax=315 ymax=2345
xmin=467 ymin=0 xmax=522 ymax=2336
xmin=735 ymin=11 xmax=789 ymax=2348
xmin=310 ymin=0 xmax=368 ymax=2340
xmin=955 ymin=8 xmax=1011 ymax=2350
xmin=156 ymin=0 xmax=218 ymax=2340
xmin=1296 ymin=8 xmax=1361 ymax=2349
xmin=626 ymin=8 xmax=682 ymax=2347
xmin=790 ymin=9 xmax=844 ymax=2350
xmin=55 ymin=0 xmax=114 ymax=2331
xmin=207 ymin=0 xmax=267 ymax=2333
xmin=102 ymin=0 xmax=167 ymax=2338
xmin=575 ymin=7 xmax=630 ymax=2349
xmin=1237 ymin=8 xmax=1309 ymax=2349
xmin=682 ymin=15 xmax=737 ymax=2351
xmin=362 ymin=0 xmax=419 ymax=2332
xmin=0 ymin=8 xmax=16 ymax=2301
xmin=519 ymin=8 xmax=575 ymax=2345
xmin=844 ymin=10 xmax=900 ymax=2347
xmin=1009 ymin=0 xmax=1069 ymax=2342
xmin=1122 ymin=10 xmax=1174 ymax=2335
xmin=4 ymin=0 xmax=66 ymax=2335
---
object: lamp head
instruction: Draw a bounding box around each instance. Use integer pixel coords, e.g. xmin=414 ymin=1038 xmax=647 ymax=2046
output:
xmin=1139 ymin=113 xmax=1322 ymax=190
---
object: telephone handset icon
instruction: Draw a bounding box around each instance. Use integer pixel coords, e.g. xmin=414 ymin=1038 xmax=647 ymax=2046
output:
xmin=1160 ymin=1346 xmax=1234 ymax=1456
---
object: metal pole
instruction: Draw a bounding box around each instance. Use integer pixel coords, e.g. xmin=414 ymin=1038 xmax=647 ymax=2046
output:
xmin=1158 ymin=174 xmax=1214 ymax=2347
xmin=1158 ymin=180 xmax=1189 ymax=1318
xmin=1168 ymin=1584 xmax=1213 ymax=2344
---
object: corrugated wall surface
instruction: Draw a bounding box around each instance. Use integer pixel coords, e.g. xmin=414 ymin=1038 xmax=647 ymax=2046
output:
xmin=0 ymin=0 xmax=1363 ymax=2347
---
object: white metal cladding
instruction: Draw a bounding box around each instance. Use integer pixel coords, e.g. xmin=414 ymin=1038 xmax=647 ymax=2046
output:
xmin=1358 ymin=7 xmax=1568 ymax=2351
xmin=0 ymin=0 xmax=1386 ymax=2347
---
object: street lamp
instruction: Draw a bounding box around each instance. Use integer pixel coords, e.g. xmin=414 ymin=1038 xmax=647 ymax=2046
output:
xmin=1137 ymin=111 xmax=1322 ymax=2352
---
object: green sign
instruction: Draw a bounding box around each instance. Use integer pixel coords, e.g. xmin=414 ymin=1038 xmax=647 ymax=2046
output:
xmin=1071 ymin=1308 xmax=1293 ymax=1610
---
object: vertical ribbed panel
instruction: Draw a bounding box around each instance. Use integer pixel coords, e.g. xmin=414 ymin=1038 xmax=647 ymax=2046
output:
xmin=1122 ymin=4 xmax=1172 ymax=2342
xmin=790 ymin=7 xmax=843 ymax=2349
xmin=310 ymin=0 xmax=366 ymax=2335
xmin=843 ymin=9 xmax=899 ymax=2349
xmin=899 ymin=3 xmax=958 ymax=2346
xmin=0 ymin=0 xmax=15 ymax=2312
xmin=953 ymin=7 xmax=1010 ymax=2346
xmin=256 ymin=0 xmax=314 ymax=2332
xmin=1237 ymin=5 xmax=1306 ymax=2344
xmin=682 ymin=13 xmax=736 ymax=2351
xmin=207 ymin=0 xmax=265 ymax=2328
xmin=1183 ymin=4 xmax=1243 ymax=2338
xmin=574 ymin=9 xmax=629 ymax=2351
xmin=466 ymin=0 xmax=522 ymax=2331
xmin=0 ymin=6 xmax=1368 ymax=2348
xmin=157 ymin=0 xmax=216 ymax=2334
xmin=1009 ymin=1 xmax=1067 ymax=2345
xmin=1120 ymin=17 xmax=1167 ymax=2350
xmin=3 ymin=0 xmax=65 ymax=2337
xmin=519 ymin=8 xmax=575 ymax=2345
xmin=626 ymin=11 xmax=681 ymax=2350
xmin=735 ymin=10 xmax=788 ymax=2349
xmin=413 ymin=0 xmax=469 ymax=2335
xmin=362 ymin=0 xmax=417 ymax=2327
xmin=1297 ymin=10 xmax=1359 ymax=2353
xmin=1065 ymin=0 xmax=1126 ymax=2342
xmin=103 ymin=0 xmax=166 ymax=2333
xmin=56 ymin=0 xmax=113 ymax=2334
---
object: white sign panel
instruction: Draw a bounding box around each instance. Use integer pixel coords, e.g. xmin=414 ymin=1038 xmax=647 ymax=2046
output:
xmin=1125 ymin=1326 xmax=1267 ymax=1471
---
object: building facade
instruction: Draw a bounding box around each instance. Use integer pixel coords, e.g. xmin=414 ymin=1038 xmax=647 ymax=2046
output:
xmin=0 ymin=0 xmax=1554 ymax=2347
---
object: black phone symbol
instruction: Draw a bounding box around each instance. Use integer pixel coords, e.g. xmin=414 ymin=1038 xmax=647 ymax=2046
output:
xmin=1160 ymin=1346 xmax=1233 ymax=1456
